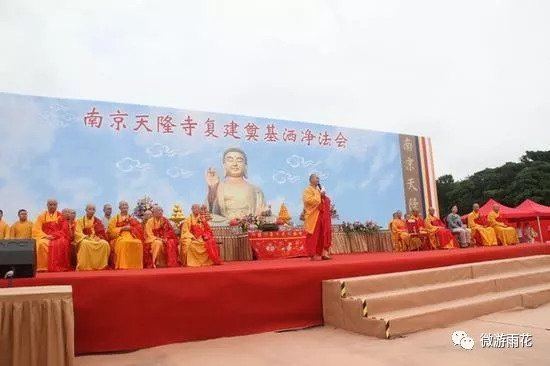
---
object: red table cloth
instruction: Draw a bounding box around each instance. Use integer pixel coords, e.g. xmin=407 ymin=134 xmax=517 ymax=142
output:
xmin=248 ymin=230 xmax=308 ymax=259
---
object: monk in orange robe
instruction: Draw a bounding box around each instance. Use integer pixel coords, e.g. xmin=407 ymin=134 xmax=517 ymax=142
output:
xmin=73 ymin=204 xmax=111 ymax=271
xmin=180 ymin=204 xmax=221 ymax=267
xmin=107 ymin=201 xmax=144 ymax=269
xmin=487 ymin=205 xmax=518 ymax=246
xmin=32 ymin=199 xmax=71 ymax=272
xmin=10 ymin=209 xmax=33 ymax=239
xmin=424 ymin=207 xmax=457 ymax=249
xmin=467 ymin=203 xmax=498 ymax=246
xmin=0 ymin=209 xmax=10 ymax=239
xmin=408 ymin=209 xmax=428 ymax=250
xmin=390 ymin=210 xmax=411 ymax=251
xmin=144 ymin=206 xmax=179 ymax=267
xmin=141 ymin=209 xmax=154 ymax=268
xmin=302 ymin=174 xmax=332 ymax=260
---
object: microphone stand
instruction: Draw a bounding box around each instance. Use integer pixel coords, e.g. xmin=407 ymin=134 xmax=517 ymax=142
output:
xmin=4 ymin=267 xmax=15 ymax=288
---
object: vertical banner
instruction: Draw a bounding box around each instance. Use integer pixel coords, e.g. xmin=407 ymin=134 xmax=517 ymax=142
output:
xmin=399 ymin=134 xmax=426 ymax=217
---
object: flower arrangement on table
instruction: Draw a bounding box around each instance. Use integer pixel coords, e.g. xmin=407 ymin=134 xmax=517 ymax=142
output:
xmin=229 ymin=214 xmax=261 ymax=233
xmin=341 ymin=220 xmax=382 ymax=233
xmin=133 ymin=195 xmax=156 ymax=221
xmin=228 ymin=206 xmax=281 ymax=233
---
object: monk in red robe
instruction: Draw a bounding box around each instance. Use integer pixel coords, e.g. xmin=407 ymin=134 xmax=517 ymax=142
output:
xmin=144 ymin=206 xmax=180 ymax=267
xmin=302 ymin=174 xmax=332 ymax=260
xmin=32 ymin=199 xmax=71 ymax=272
xmin=424 ymin=207 xmax=458 ymax=249
xmin=180 ymin=204 xmax=221 ymax=266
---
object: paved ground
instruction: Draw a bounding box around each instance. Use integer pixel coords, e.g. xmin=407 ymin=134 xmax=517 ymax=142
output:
xmin=77 ymin=304 xmax=550 ymax=366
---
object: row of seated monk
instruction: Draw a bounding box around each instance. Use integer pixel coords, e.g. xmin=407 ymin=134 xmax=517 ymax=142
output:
xmin=389 ymin=203 xmax=526 ymax=251
xmin=0 ymin=200 xmax=221 ymax=272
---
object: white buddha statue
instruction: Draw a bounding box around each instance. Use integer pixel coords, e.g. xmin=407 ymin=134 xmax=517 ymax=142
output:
xmin=205 ymin=147 xmax=267 ymax=225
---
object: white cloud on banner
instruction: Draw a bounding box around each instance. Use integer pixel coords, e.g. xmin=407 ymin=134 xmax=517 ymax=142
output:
xmin=272 ymin=170 xmax=300 ymax=184
xmin=286 ymin=154 xmax=320 ymax=169
xmin=166 ymin=167 xmax=193 ymax=179
xmin=115 ymin=157 xmax=152 ymax=173
xmin=146 ymin=143 xmax=192 ymax=158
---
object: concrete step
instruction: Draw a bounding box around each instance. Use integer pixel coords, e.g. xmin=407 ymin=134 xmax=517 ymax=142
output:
xmin=340 ymin=255 xmax=550 ymax=297
xmin=369 ymin=283 xmax=550 ymax=338
xmin=345 ymin=266 xmax=550 ymax=316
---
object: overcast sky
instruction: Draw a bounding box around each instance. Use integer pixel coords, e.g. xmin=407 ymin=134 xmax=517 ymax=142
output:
xmin=1 ymin=0 xmax=549 ymax=180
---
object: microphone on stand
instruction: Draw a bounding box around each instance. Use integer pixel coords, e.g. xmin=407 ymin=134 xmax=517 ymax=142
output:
xmin=4 ymin=267 xmax=15 ymax=288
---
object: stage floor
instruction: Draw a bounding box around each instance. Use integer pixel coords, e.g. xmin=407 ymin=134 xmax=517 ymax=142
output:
xmin=10 ymin=243 xmax=550 ymax=354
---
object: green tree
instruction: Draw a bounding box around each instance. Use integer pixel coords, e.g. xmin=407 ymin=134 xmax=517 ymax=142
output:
xmin=436 ymin=150 xmax=550 ymax=215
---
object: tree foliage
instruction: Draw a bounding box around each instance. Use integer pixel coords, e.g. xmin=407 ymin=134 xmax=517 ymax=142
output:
xmin=437 ymin=151 xmax=550 ymax=215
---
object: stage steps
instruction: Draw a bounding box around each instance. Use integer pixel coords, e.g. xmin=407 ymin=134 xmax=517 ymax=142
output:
xmin=322 ymin=254 xmax=550 ymax=339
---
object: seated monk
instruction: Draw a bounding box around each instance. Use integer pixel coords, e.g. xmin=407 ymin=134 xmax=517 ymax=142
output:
xmin=107 ymin=201 xmax=144 ymax=269
xmin=425 ymin=207 xmax=457 ymax=249
xmin=63 ymin=208 xmax=78 ymax=268
xmin=141 ymin=209 xmax=154 ymax=268
xmin=180 ymin=204 xmax=221 ymax=267
xmin=32 ymin=199 xmax=71 ymax=272
xmin=10 ymin=209 xmax=33 ymax=239
xmin=390 ymin=210 xmax=411 ymax=251
xmin=0 ymin=209 xmax=10 ymax=239
xmin=73 ymin=204 xmax=111 ymax=271
xmin=144 ymin=205 xmax=179 ymax=268
xmin=407 ymin=209 xmax=427 ymax=250
xmin=467 ymin=203 xmax=498 ymax=246
xmin=487 ymin=205 xmax=518 ymax=246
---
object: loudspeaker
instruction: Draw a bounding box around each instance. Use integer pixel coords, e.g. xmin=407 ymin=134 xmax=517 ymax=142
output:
xmin=0 ymin=239 xmax=36 ymax=278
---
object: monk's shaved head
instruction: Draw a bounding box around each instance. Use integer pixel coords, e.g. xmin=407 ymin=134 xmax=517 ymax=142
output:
xmin=47 ymin=199 xmax=58 ymax=213
xmin=85 ymin=204 xmax=96 ymax=217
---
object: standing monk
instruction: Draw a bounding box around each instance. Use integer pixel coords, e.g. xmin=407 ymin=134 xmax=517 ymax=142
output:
xmin=302 ymin=174 xmax=332 ymax=260
xmin=180 ymin=204 xmax=221 ymax=267
xmin=487 ymin=205 xmax=518 ymax=246
xmin=10 ymin=209 xmax=33 ymax=239
xmin=467 ymin=203 xmax=498 ymax=246
xmin=32 ymin=199 xmax=71 ymax=272
xmin=0 ymin=209 xmax=10 ymax=239
xmin=424 ymin=207 xmax=457 ymax=249
xmin=74 ymin=204 xmax=111 ymax=270
xmin=144 ymin=206 xmax=179 ymax=267
xmin=390 ymin=211 xmax=411 ymax=251
xmin=107 ymin=201 xmax=144 ymax=269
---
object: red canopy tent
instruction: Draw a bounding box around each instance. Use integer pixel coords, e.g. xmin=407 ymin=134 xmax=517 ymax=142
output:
xmin=507 ymin=199 xmax=550 ymax=241
xmin=461 ymin=199 xmax=516 ymax=221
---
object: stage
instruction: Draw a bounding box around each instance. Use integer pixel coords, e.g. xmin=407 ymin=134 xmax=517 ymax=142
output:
xmin=8 ymin=243 xmax=550 ymax=355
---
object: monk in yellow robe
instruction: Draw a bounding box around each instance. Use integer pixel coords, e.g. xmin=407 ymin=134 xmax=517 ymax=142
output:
xmin=180 ymin=204 xmax=221 ymax=267
xmin=487 ymin=205 xmax=518 ymax=246
xmin=424 ymin=207 xmax=457 ymax=249
xmin=144 ymin=206 xmax=179 ymax=267
xmin=107 ymin=201 xmax=144 ymax=269
xmin=0 ymin=209 xmax=10 ymax=239
xmin=10 ymin=209 xmax=33 ymax=239
xmin=72 ymin=204 xmax=111 ymax=271
xmin=32 ymin=199 xmax=71 ymax=272
xmin=390 ymin=210 xmax=411 ymax=251
xmin=467 ymin=203 xmax=498 ymax=246
xmin=302 ymin=174 xmax=333 ymax=260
